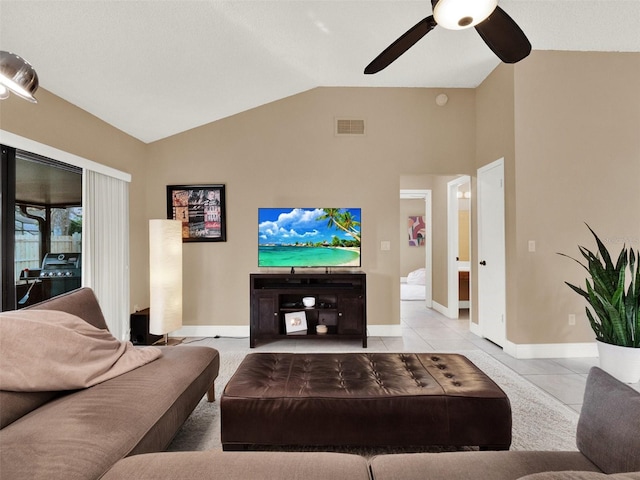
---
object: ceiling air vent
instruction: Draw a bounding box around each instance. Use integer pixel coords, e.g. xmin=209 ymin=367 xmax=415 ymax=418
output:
xmin=335 ymin=118 xmax=365 ymax=136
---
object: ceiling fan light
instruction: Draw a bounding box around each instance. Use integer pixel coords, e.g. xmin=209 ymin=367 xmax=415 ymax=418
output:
xmin=0 ymin=84 xmax=9 ymax=100
xmin=433 ymin=0 xmax=498 ymax=30
xmin=0 ymin=51 xmax=39 ymax=103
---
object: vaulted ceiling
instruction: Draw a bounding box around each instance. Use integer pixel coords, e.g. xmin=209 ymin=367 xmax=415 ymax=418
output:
xmin=1 ymin=1 xmax=639 ymax=143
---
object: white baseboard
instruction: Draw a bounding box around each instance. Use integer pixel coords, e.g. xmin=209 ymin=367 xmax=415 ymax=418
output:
xmin=432 ymin=301 xmax=453 ymax=318
xmin=469 ymin=320 xmax=482 ymax=337
xmin=467 ymin=322 xmax=597 ymax=359
xmin=432 ymin=301 xmax=469 ymax=319
xmin=174 ymin=325 xmax=249 ymax=338
xmin=174 ymin=324 xmax=404 ymax=338
xmin=503 ymin=340 xmax=598 ymax=359
xmin=174 ymin=324 xmax=598 ymax=359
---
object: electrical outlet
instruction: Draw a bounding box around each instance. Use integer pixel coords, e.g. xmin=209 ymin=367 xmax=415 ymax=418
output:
xmin=568 ymin=314 xmax=576 ymax=326
xmin=381 ymin=241 xmax=391 ymax=251
xmin=528 ymin=240 xmax=536 ymax=252
xmin=134 ymin=304 xmax=139 ymax=312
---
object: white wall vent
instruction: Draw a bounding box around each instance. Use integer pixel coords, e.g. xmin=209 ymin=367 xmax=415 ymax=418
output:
xmin=335 ymin=118 xmax=365 ymax=136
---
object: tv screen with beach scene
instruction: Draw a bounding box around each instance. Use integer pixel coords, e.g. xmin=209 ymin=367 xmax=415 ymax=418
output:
xmin=258 ymin=208 xmax=361 ymax=268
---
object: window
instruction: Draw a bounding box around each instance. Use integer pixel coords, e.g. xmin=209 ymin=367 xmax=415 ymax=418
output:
xmin=1 ymin=146 xmax=83 ymax=309
xmin=14 ymin=151 xmax=83 ymax=307
xmin=2 ymin=133 xmax=131 ymax=339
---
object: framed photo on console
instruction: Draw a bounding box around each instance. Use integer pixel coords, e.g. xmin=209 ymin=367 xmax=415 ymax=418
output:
xmin=167 ymin=184 xmax=227 ymax=242
xmin=284 ymin=311 xmax=308 ymax=335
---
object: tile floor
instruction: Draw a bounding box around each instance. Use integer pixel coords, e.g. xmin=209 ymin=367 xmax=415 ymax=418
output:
xmin=195 ymin=300 xmax=640 ymax=414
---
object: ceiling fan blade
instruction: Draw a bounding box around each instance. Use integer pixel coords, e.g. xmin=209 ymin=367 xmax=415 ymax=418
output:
xmin=364 ymin=16 xmax=437 ymax=74
xmin=474 ymin=6 xmax=531 ymax=64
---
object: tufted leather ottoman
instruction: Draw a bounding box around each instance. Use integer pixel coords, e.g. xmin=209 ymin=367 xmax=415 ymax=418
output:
xmin=220 ymin=353 xmax=511 ymax=451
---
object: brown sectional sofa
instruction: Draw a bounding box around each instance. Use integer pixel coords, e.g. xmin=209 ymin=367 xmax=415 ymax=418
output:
xmin=0 ymin=288 xmax=220 ymax=480
xmin=368 ymin=365 xmax=640 ymax=480
xmin=2 ymin=287 xmax=639 ymax=480
xmin=103 ymin=451 xmax=372 ymax=479
xmin=102 ymin=359 xmax=640 ymax=480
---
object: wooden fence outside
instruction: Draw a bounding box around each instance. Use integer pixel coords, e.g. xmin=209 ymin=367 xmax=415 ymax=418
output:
xmin=15 ymin=234 xmax=81 ymax=279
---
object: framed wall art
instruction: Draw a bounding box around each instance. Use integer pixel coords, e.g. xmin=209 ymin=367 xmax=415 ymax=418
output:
xmin=166 ymin=184 xmax=227 ymax=242
xmin=408 ymin=215 xmax=425 ymax=247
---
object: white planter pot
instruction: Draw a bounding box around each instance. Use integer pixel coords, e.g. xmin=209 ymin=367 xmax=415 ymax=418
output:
xmin=596 ymin=340 xmax=640 ymax=384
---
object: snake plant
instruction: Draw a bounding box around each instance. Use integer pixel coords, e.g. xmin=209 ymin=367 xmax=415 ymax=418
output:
xmin=560 ymin=225 xmax=640 ymax=348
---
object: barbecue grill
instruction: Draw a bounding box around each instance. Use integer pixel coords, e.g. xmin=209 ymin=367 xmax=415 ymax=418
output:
xmin=39 ymin=252 xmax=82 ymax=278
xmin=17 ymin=253 xmax=82 ymax=307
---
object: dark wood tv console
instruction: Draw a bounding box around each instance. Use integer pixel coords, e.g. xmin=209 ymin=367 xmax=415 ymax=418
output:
xmin=249 ymin=273 xmax=367 ymax=348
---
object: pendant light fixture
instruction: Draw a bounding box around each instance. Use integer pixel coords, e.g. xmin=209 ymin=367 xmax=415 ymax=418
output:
xmin=433 ymin=0 xmax=498 ymax=30
xmin=365 ymin=0 xmax=530 ymax=74
xmin=0 ymin=51 xmax=39 ymax=103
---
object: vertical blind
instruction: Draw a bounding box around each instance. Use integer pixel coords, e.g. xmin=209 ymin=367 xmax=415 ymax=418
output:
xmin=83 ymin=170 xmax=130 ymax=340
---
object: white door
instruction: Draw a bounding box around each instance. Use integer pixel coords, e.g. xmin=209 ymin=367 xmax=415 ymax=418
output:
xmin=477 ymin=159 xmax=506 ymax=346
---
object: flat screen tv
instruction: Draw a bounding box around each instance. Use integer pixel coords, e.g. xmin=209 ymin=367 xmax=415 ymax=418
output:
xmin=258 ymin=208 xmax=361 ymax=268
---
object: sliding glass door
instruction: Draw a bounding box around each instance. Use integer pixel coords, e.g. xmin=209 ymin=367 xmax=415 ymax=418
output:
xmin=1 ymin=145 xmax=82 ymax=311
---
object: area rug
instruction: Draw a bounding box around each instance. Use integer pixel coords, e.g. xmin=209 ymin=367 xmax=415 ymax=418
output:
xmin=167 ymin=348 xmax=579 ymax=455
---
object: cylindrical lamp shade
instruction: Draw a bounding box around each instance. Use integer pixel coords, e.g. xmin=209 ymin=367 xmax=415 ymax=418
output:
xmin=149 ymin=219 xmax=183 ymax=335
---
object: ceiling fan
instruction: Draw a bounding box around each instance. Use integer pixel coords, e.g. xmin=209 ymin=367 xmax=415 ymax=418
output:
xmin=364 ymin=0 xmax=531 ymax=74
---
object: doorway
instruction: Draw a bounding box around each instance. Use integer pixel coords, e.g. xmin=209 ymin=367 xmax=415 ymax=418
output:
xmin=399 ymin=189 xmax=432 ymax=308
xmin=446 ymin=176 xmax=471 ymax=319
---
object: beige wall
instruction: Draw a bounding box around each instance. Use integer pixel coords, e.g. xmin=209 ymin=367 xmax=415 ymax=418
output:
xmin=510 ymin=51 xmax=640 ymax=344
xmin=146 ymin=87 xmax=476 ymax=327
xmin=0 ymin=89 xmax=150 ymax=311
xmin=474 ymin=51 xmax=640 ymax=346
xmin=2 ymin=86 xmax=475 ymax=329
xmin=429 ymin=175 xmax=463 ymax=308
xmin=3 ymin=51 xmax=638 ymax=348
xmin=475 ymin=62 xmax=516 ymax=328
xmin=458 ymin=210 xmax=470 ymax=261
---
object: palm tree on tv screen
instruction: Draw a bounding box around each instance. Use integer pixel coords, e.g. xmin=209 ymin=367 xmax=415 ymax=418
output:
xmin=316 ymin=209 xmax=361 ymax=244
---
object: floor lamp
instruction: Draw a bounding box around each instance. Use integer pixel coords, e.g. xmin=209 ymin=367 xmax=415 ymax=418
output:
xmin=149 ymin=219 xmax=184 ymax=345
